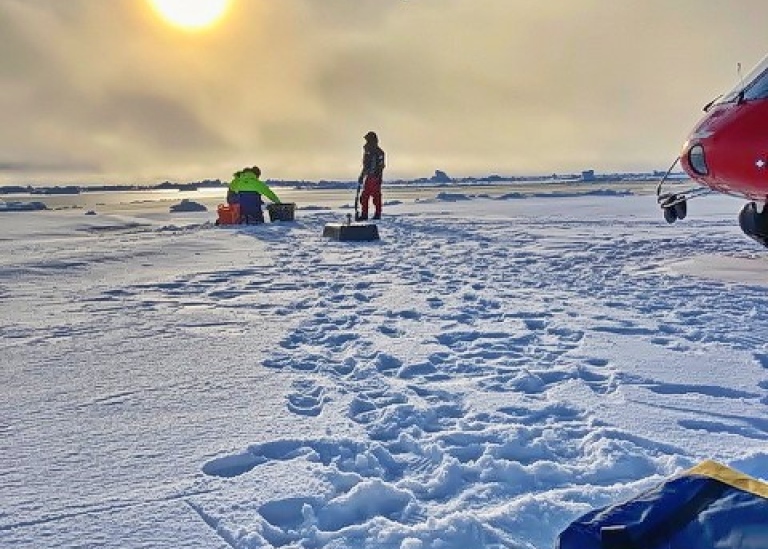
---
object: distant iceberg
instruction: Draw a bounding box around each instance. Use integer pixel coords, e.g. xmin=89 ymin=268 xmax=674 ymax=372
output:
xmin=0 ymin=200 xmax=48 ymax=211
xmin=169 ymin=199 xmax=207 ymax=213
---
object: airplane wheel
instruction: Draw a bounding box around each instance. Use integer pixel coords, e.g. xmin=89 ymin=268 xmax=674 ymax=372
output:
xmin=663 ymin=206 xmax=677 ymax=224
xmin=674 ymin=200 xmax=687 ymax=220
xmin=738 ymin=202 xmax=759 ymax=235
xmin=738 ymin=202 xmax=768 ymax=248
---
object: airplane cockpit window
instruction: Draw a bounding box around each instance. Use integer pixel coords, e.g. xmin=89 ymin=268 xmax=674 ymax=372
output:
xmin=718 ymin=54 xmax=768 ymax=104
xmin=742 ymin=69 xmax=768 ymax=101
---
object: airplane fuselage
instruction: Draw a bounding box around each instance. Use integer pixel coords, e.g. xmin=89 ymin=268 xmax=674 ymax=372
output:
xmin=681 ymin=98 xmax=768 ymax=202
xmin=680 ymin=54 xmax=768 ymax=203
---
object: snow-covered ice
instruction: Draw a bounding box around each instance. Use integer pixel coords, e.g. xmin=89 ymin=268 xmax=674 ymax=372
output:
xmin=0 ymin=200 xmax=47 ymax=211
xmin=2 ymin=187 xmax=767 ymax=548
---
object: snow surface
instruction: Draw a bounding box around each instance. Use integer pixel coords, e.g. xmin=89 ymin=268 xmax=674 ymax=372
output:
xmin=2 ymin=187 xmax=768 ymax=549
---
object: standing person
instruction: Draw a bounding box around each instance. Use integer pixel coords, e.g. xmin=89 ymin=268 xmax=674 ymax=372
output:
xmin=357 ymin=131 xmax=386 ymax=221
xmin=228 ymin=166 xmax=281 ymax=224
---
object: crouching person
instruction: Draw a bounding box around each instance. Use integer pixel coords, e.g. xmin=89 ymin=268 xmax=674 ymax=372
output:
xmin=228 ymin=166 xmax=281 ymax=224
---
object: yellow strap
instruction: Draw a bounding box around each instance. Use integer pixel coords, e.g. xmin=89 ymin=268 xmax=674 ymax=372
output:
xmin=686 ymin=460 xmax=768 ymax=499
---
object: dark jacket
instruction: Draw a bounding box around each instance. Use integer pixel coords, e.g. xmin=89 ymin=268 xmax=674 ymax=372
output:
xmin=362 ymin=144 xmax=386 ymax=178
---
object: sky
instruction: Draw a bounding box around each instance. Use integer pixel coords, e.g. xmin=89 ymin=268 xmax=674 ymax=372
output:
xmin=2 ymin=0 xmax=768 ymax=185
xmin=2 ymin=185 xmax=768 ymax=548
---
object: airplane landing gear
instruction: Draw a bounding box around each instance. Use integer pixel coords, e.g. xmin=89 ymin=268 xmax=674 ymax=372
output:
xmin=738 ymin=202 xmax=768 ymax=248
xmin=659 ymin=194 xmax=688 ymax=224
xmin=656 ymin=157 xmax=698 ymax=224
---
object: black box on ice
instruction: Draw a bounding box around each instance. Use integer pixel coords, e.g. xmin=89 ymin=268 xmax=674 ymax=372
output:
xmin=267 ymin=203 xmax=296 ymax=222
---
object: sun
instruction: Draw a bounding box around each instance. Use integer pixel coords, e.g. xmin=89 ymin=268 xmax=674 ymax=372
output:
xmin=148 ymin=0 xmax=231 ymax=30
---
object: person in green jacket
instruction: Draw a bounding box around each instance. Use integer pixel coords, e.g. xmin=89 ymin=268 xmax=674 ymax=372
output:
xmin=228 ymin=166 xmax=281 ymax=224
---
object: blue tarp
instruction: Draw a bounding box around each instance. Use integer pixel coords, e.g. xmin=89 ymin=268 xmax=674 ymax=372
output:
xmin=557 ymin=460 xmax=768 ymax=549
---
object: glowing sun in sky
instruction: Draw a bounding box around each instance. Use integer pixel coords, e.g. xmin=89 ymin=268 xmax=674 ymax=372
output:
xmin=148 ymin=0 xmax=231 ymax=30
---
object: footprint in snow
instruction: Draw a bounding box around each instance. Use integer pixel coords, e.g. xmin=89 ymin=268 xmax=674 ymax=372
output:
xmin=286 ymin=379 xmax=329 ymax=417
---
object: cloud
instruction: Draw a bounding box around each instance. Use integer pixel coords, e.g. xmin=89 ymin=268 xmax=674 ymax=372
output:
xmin=88 ymin=91 xmax=229 ymax=154
xmin=0 ymin=161 xmax=97 ymax=173
xmin=2 ymin=0 xmax=768 ymax=184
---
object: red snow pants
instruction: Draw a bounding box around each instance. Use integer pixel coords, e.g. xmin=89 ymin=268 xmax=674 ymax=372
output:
xmin=359 ymin=175 xmax=382 ymax=219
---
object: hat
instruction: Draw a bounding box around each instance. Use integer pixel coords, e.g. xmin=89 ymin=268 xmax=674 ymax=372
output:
xmin=364 ymin=131 xmax=378 ymax=142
